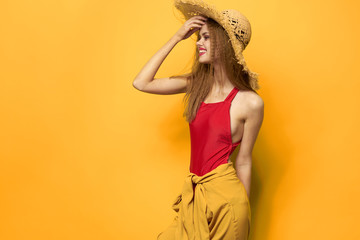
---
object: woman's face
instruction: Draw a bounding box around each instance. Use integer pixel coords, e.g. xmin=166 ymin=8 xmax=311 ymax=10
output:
xmin=196 ymin=23 xmax=212 ymax=64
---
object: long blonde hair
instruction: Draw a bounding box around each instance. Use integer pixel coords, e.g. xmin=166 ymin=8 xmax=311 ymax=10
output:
xmin=170 ymin=18 xmax=259 ymax=123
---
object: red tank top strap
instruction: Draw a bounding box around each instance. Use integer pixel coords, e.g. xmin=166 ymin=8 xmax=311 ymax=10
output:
xmin=224 ymin=87 xmax=239 ymax=103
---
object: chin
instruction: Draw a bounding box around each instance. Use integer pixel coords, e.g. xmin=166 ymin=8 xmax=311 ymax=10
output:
xmin=199 ymin=57 xmax=211 ymax=64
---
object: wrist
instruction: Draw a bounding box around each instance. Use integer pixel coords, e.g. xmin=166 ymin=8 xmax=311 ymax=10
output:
xmin=169 ymin=35 xmax=181 ymax=44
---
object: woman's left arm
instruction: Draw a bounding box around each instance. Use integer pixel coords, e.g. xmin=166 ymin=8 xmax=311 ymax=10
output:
xmin=235 ymin=95 xmax=264 ymax=199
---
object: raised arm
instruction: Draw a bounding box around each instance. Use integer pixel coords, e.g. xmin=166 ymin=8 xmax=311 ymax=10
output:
xmin=132 ymin=15 xmax=208 ymax=95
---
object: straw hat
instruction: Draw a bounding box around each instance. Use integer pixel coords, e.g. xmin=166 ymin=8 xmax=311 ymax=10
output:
xmin=174 ymin=0 xmax=260 ymax=90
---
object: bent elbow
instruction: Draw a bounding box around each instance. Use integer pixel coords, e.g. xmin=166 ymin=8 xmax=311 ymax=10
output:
xmin=132 ymin=79 xmax=143 ymax=91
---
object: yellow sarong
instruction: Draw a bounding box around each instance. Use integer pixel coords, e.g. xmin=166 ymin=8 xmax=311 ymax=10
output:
xmin=157 ymin=162 xmax=251 ymax=240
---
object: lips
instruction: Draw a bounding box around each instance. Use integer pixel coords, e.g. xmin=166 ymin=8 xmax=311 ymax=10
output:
xmin=199 ymin=48 xmax=207 ymax=56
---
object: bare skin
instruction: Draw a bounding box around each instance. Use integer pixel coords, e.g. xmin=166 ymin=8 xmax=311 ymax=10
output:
xmin=132 ymin=15 xmax=264 ymax=198
xmin=196 ymin=23 xmax=263 ymax=153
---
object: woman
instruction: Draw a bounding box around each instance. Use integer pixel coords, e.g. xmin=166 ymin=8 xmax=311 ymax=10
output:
xmin=133 ymin=0 xmax=264 ymax=239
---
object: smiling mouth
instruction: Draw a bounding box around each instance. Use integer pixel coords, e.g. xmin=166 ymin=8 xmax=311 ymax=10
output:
xmin=199 ymin=51 xmax=206 ymax=56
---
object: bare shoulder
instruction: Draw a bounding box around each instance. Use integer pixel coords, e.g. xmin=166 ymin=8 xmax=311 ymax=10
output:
xmin=233 ymin=90 xmax=264 ymax=119
xmin=244 ymin=91 xmax=264 ymax=112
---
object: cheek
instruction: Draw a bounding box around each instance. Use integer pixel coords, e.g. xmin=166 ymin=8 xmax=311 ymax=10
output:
xmin=205 ymin=42 xmax=210 ymax=51
xmin=206 ymin=43 xmax=211 ymax=56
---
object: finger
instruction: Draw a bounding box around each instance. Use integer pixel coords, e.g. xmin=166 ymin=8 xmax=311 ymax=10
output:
xmin=189 ymin=24 xmax=203 ymax=30
xmin=188 ymin=22 xmax=205 ymax=29
xmin=191 ymin=19 xmax=207 ymax=25
xmin=189 ymin=16 xmax=207 ymax=23
xmin=195 ymin=15 xmax=208 ymax=21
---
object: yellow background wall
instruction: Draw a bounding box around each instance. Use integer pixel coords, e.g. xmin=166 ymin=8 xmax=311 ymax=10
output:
xmin=1 ymin=0 xmax=359 ymax=239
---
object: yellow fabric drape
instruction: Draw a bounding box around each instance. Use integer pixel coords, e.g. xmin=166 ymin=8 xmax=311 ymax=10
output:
xmin=157 ymin=162 xmax=251 ymax=240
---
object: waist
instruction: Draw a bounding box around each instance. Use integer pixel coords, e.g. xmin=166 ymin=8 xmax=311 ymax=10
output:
xmin=188 ymin=162 xmax=236 ymax=185
xmin=190 ymin=157 xmax=233 ymax=176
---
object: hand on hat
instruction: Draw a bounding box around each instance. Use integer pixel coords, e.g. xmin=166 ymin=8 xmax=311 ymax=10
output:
xmin=173 ymin=16 xmax=208 ymax=42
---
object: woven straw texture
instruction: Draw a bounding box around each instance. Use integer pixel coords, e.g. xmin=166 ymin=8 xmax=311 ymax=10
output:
xmin=174 ymin=0 xmax=260 ymax=90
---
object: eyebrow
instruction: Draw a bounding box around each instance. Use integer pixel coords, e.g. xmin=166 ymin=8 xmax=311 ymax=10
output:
xmin=198 ymin=32 xmax=209 ymax=39
xmin=197 ymin=32 xmax=209 ymax=40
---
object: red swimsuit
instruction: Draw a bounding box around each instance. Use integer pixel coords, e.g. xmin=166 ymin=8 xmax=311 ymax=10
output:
xmin=189 ymin=87 xmax=241 ymax=176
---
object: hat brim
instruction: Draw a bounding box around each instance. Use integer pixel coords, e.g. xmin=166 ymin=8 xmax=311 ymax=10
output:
xmin=174 ymin=0 xmax=223 ymax=25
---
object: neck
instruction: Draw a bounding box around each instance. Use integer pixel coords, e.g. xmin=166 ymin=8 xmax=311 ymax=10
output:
xmin=212 ymin=62 xmax=233 ymax=92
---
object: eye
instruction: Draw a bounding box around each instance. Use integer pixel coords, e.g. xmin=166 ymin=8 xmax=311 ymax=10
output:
xmin=197 ymin=35 xmax=210 ymax=41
